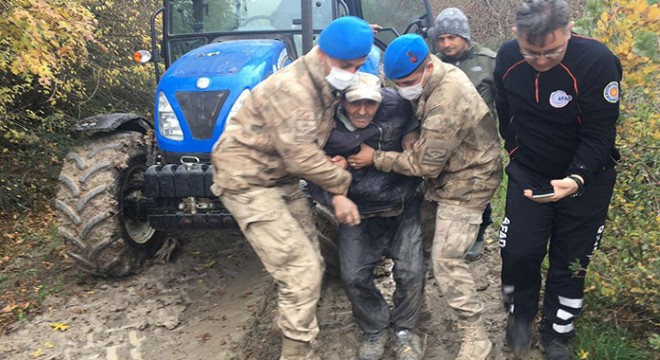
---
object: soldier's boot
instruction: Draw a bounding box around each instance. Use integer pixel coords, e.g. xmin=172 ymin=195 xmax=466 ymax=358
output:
xmin=280 ymin=337 xmax=319 ymax=360
xmin=542 ymin=336 xmax=572 ymax=360
xmin=464 ymin=225 xmax=487 ymax=262
xmin=505 ymin=313 xmax=533 ymax=357
xmin=392 ymin=329 xmax=425 ymax=360
xmin=358 ymin=330 xmax=389 ymax=360
xmin=456 ymin=319 xmax=493 ymax=360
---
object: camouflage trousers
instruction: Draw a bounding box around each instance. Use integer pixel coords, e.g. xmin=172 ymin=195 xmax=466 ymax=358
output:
xmin=219 ymin=182 xmax=324 ymax=342
xmin=430 ymin=203 xmax=485 ymax=320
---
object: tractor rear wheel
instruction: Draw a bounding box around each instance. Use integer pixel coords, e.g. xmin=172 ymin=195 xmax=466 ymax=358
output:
xmin=56 ymin=131 xmax=163 ymax=277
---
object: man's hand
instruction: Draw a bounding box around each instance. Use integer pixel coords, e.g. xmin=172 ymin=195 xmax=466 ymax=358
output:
xmin=402 ymin=131 xmax=420 ymax=150
xmin=369 ymin=23 xmax=383 ymax=34
xmin=347 ymin=143 xmax=375 ymax=169
xmin=329 ymin=155 xmax=348 ymax=169
xmin=523 ymin=176 xmax=582 ymax=203
xmin=332 ymin=194 xmax=360 ymax=226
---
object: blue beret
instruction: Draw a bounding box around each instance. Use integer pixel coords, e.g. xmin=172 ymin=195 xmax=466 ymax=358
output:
xmin=358 ymin=46 xmax=381 ymax=76
xmin=319 ymin=16 xmax=374 ymax=60
xmin=383 ymin=34 xmax=429 ymax=79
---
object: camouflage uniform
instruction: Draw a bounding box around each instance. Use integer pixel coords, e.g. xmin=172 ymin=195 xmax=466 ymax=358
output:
xmin=374 ymin=55 xmax=502 ymax=320
xmin=211 ymin=47 xmax=352 ymax=343
xmin=438 ymin=42 xmax=498 ymax=260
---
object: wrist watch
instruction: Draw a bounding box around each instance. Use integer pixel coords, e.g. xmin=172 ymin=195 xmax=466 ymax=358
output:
xmin=567 ymin=175 xmax=585 ymax=197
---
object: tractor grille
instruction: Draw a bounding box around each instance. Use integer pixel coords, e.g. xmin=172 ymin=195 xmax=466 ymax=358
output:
xmin=175 ymin=90 xmax=229 ymax=140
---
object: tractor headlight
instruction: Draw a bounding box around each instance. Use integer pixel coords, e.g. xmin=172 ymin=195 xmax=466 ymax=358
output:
xmin=158 ymin=92 xmax=184 ymax=141
xmin=226 ymin=89 xmax=251 ymax=128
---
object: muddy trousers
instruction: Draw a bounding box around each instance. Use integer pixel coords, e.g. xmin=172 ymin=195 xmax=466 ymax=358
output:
xmin=431 ymin=203 xmax=485 ymax=320
xmin=499 ymin=166 xmax=616 ymax=340
xmin=220 ymin=183 xmax=324 ymax=342
xmin=339 ymin=196 xmax=425 ymax=334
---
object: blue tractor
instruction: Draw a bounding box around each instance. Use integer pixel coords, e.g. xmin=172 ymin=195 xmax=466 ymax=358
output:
xmin=55 ymin=0 xmax=434 ymax=277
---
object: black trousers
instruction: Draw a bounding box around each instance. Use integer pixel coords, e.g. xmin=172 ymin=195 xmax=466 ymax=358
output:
xmin=339 ymin=196 xmax=424 ymax=334
xmin=499 ymin=162 xmax=616 ymax=340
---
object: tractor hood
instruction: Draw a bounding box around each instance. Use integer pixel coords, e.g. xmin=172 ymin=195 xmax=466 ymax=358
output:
xmin=155 ymin=39 xmax=291 ymax=155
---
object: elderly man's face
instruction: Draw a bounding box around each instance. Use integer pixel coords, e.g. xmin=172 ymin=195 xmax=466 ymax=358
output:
xmin=343 ymin=99 xmax=379 ymax=128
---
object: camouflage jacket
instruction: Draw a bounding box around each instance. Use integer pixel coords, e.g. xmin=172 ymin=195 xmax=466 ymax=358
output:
xmin=210 ymin=47 xmax=352 ymax=196
xmin=438 ymin=42 xmax=497 ymax=114
xmin=373 ymin=56 xmax=502 ymax=218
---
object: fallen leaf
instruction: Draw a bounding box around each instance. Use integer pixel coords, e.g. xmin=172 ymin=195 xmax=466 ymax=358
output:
xmin=31 ymin=348 xmax=44 ymax=358
xmin=50 ymin=322 xmax=69 ymax=331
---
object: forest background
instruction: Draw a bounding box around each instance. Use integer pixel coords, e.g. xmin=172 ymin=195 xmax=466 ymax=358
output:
xmin=0 ymin=0 xmax=657 ymax=358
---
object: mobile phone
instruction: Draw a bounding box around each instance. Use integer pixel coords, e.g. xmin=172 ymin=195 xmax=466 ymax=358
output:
xmin=531 ymin=186 xmax=555 ymax=198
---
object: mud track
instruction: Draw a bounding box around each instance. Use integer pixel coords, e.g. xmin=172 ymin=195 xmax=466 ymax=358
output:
xmin=0 ymin=229 xmax=545 ymax=359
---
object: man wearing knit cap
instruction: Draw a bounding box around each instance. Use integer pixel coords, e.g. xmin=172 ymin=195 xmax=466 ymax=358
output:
xmin=428 ymin=7 xmax=499 ymax=262
xmin=348 ymin=34 xmax=502 ymax=360
xmin=211 ymin=16 xmax=373 ymax=360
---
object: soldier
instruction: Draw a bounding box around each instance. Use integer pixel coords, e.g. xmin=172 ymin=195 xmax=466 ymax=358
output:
xmin=428 ymin=7 xmax=498 ymax=261
xmin=348 ymin=34 xmax=502 ymax=360
xmin=494 ymin=1 xmax=621 ymax=358
xmin=210 ymin=16 xmax=372 ymax=360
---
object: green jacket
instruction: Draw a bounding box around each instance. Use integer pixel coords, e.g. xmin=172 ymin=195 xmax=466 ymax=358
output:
xmin=438 ymin=42 xmax=497 ymax=115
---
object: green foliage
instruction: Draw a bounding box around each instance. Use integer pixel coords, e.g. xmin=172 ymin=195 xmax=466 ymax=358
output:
xmin=0 ymin=0 xmax=159 ymax=214
xmin=573 ymin=316 xmax=653 ymax=359
xmin=576 ymin=0 xmax=659 ymax=335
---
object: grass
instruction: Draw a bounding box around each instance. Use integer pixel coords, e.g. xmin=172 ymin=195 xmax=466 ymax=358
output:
xmin=573 ymin=315 xmax=654 ymax=360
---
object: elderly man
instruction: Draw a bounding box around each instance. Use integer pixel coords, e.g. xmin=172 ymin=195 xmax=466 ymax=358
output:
xmin=494 ymin=1 xmax=622 ymax=358
xmin=211 ymin=16 xmax=372 ymax=360
xmin=349 ymin=34 xmax=502 ymax=360
xmin=310 ymin=49 xmax=425 ymax=359
xmin=427 ymin=7 xmax=498 ymax=261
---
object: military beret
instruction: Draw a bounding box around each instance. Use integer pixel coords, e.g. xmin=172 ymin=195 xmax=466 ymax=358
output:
xmin=383 ymin=34 xmax=429 ymax=79
xmin=319 ymin=16 xmax=374 ymax=60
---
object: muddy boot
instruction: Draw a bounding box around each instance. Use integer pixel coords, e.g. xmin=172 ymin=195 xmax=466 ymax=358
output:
xmin=392 ymin=329 xmax=425 ymax=360
xmin=464 ymin=225 xmax=487 ymax=262
xmin=542 ymin=336 xmax=572 ymax=360
xmin=280 ymin=337 xmax=319 ymax=360
xmin=456 ymin=319 xmax=493 ymax=360
xmin=358 ymin=330 xmax=389 ymax=360
xmin=505 ymin=313 xmax=533 ymax=357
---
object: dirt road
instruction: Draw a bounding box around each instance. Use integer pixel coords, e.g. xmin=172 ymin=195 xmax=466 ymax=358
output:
xmin=0 ymin=228 xmax=545 ymax=360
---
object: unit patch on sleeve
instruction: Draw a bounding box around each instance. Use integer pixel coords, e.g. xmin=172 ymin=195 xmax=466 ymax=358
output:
xmin=603 ymin=81 xmax=620 ymax=103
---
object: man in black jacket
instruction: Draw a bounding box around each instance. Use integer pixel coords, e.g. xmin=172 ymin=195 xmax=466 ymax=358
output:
xmin=493 ymin=1 xmax=622 ymax=359
xmin=312 ymin=69 xmax=425 ymax=359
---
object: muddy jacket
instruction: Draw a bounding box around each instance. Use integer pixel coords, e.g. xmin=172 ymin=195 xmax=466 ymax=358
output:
xmin=315 ymin=88 xmax=422 ymax=216
xmin=374 ymin=56 xmax=502 ymax=216
xmin=438 ymin=42 xmax=497 ymax=114
xmin=211 ymin=47 xmax=352 ymax=196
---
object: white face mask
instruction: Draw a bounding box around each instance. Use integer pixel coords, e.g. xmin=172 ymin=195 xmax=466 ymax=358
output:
xmin=325 ymin=59 xmax=358 ymax=90
xmin=397 ymin=67 xmax=427 ymax=101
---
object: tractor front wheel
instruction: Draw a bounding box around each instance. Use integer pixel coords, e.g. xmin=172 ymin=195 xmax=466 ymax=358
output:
xmin=56 ymin=131 xmax=163 ymax=277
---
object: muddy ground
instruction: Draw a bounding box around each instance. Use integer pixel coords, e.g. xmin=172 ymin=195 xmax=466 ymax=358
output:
xmin=0 ymin=228 xmax=546 ymax=360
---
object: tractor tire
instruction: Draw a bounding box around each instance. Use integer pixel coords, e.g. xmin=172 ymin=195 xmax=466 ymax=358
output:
xmin=55 ymin=131 xmax=164 ymax=277
xmin=313 ymin=202 xmax=340 ymax=277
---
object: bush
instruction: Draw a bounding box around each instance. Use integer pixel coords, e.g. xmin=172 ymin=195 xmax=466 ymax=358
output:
xmin=575 ymin=0 xmax=659 ymax=334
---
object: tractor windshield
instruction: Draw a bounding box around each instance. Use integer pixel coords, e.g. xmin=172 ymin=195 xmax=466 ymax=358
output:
xmin=168 ymin=0 xmax=334 ymax=35
xmin=360 ymin=0 xmax=432 ymax=46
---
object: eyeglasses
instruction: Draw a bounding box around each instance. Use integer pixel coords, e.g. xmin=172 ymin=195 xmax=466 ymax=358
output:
xmin=520 ymin=45 xmax=566 ymax=60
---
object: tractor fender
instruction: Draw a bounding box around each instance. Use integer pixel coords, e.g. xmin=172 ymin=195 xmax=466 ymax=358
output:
xmin=71 ymin=113 xmax=153 ymax=135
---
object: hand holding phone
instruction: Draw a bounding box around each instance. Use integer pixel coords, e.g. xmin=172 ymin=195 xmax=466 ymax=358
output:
xmin=531 ymin=186 xmax=555 ymax=199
